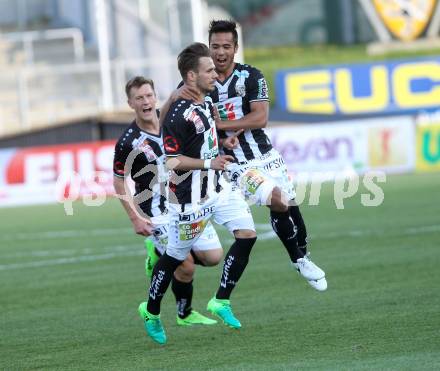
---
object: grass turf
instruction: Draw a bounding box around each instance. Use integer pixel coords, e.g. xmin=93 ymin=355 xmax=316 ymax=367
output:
xmin=1 ymin=172 xmax=439 ymax=370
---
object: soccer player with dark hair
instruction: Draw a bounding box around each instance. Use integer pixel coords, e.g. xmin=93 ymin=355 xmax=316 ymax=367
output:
xmin=207 ymin=19 xmax=327 ymax=290
xmin=113 ymin=76 xmax=222 ymax=328
xmin=138 ymin=43 xmax=258 ymax=344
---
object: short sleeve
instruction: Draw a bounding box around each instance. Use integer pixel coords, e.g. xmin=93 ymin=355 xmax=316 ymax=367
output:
xmin=113 ymin=141 xmax=130 ymax=177
xmin=162 ymin=105 xmax=186 ymax=157
xmin=247 ymin=67 xmax=269 ymax=103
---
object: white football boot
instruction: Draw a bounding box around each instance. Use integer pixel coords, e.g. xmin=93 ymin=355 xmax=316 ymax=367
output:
xmin=293 ymin=254 xmax=327 ymax=291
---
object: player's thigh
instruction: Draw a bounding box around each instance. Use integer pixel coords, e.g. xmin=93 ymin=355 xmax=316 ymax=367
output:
xmin=262 ymin=151 xmax=296 ymax=200
xmin=192 ymin=222 xmax=223 ymax=266
xmin=213 ymin=189 xmax=256 ymax=236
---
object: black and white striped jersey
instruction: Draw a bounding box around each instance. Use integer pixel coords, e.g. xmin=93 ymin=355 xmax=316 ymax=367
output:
xmin=113 ymin=120 xmax=167 ymax=217
xmin=162 ymin=98 xmax=222 ymax=205
xmin=208 ymin=63 xmax=273 ymax=162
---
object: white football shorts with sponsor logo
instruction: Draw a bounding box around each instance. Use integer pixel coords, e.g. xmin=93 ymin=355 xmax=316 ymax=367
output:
xmin=148 ymin=214 xmax=221 ymax=255
xmin=165 ymin=186 xmax=255 ymax=261
xmin=226 ymin=148 xmax=296 ymax=206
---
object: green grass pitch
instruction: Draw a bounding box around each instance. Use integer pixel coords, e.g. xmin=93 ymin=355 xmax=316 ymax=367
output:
xmin=1 ymin=173 xmax=439 ymax=370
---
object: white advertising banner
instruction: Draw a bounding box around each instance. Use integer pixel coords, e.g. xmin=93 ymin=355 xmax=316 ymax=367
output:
xmin=266 ymin=116 xmax=415 ymax=176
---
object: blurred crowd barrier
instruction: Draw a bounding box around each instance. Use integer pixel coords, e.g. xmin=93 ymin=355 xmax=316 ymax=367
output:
xmin=0 ymin=55 xmax=178 ymax=136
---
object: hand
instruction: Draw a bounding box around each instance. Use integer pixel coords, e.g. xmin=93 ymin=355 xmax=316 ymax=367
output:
xmin=171 ymin=85 xmax=199 ymax=102
xmin=131 ymin=216 xmax=154 ymax=236
xmin=223 ymin=129 xmax=244 ymax=150
xmin=210 ymin=155 xmax=235 ymax=171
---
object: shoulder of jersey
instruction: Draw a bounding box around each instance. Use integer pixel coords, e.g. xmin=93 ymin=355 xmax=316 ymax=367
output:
xmin=242 ymin=63 xmax=261 ymax=76
xmin=117 ymin=122 xmax=136 ymax=145
xmin=170 ymin=99 xmax=193 ymax=112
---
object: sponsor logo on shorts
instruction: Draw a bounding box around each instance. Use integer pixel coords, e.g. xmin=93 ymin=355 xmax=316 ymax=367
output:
xmin=179 ymin=205 xmax=215 ymax=222
xmin=179 ymin=219 xmax=208 ymax=241
xmin=241 ymin=169 xmax=265 ymax=195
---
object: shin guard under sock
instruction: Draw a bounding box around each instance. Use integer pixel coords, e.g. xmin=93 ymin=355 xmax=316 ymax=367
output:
xmin=147 ymin=253 xmax=182 ymax=315
xmin=270 ymin=210 xmax=304 ymax=262
xmin=216 ymin=237 xmax=257 ymax=300
xmin=289 ymin=205 xmax=308 ymax=254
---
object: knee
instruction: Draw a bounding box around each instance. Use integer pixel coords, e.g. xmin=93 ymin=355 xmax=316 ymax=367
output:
xmin=196 ymin=248 xmax=223 ymax=266
xmin=233 ymin=229 xmax=257 ymax=239
xmin=174 ymin=259 xmax=195 ymax=282
xmin=269 ymin=187 xmax=288 ymax=212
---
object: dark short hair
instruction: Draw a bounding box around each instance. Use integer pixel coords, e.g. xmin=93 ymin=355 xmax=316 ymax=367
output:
xmin=177 ymin=42 xmax=211 ymax=81
xmin=208 ymin=19 xmax=238 ymax=45
xmin=125 ymin=76 xmax=155 ymax=98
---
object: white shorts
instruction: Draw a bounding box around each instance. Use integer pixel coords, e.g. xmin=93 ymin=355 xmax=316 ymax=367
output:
xmin=147 ymin=214 xmax=221 ymax=256
xmin=226 ymin=148 xmax=296 ymax=206
xmin=165 ymin=186 xmax=255 ymax=261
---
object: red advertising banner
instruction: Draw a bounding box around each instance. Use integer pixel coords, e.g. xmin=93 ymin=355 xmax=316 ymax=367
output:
xmin=0 ymin=140 xmax=117 ymax=207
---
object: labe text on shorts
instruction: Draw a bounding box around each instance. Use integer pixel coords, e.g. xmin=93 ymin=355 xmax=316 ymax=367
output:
xmin=263 ymin=157 xmax=284 ymax=172
xmin=179 ymin=205 xmax=215 ymax=222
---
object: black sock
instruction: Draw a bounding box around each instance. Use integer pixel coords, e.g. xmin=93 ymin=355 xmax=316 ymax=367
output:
xmin=289 ymin=205 xmax=308 ymax=254
xmin=147 ymin=253 xmax=182 ymax=315
xmin=216 ymin=237 xmax=257 ymax=300
xmin=270 ymin=210 xmax=304 ymax=263
xmin=172 ymin=278 xmax=193 ymax=319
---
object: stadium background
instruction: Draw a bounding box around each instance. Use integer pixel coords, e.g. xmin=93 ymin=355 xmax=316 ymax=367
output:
xmin=1 ymin=1 xmax=439 ymax=369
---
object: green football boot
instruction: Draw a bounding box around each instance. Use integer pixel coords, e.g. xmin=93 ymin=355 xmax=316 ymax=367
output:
xmin=207 ymin=297 xmax=241 ymax=329
xmin=176 ymin=310 xmax=217 ymax=326
xmin=144 ymin=238 xmax=159 ymax=279
xmin=138 ymin=302 xmax=166 ymax=344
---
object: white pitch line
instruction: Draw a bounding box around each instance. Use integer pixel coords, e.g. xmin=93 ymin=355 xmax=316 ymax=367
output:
xmin=1 ymin=224 xmax=438 ymax=272
xmin=1 ymin=243 xmax=140 ymax=260
xmin=0 ymin=249 xmax=144 ymax=271
xmin=0 ymin=227 xmax=133 ymax=241
xmin=0 ymin=223 xmax=273 ymax=242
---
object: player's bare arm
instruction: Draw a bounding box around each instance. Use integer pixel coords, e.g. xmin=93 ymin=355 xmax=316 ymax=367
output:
xmin=166 ymin=154 xmax=234 ymax=171
xmin=113 ymin=175 xmax=154 ymax=236
xmin=215 ymin=100 xmax=269 ymax=131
